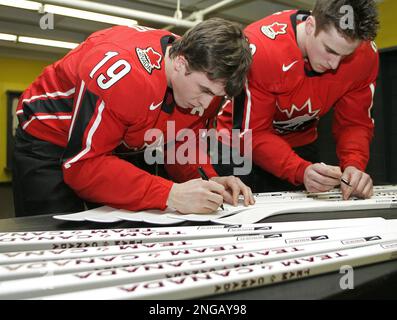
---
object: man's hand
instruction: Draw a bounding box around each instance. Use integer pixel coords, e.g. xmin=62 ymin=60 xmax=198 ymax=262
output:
xmin=340 ymin=166 xmax=373 ymax=200
xmin=210 ymin=176 xmax=255 ymax=206
xmin=304 ymin=163 xmax=342 ymax=193
xmin=166 ymin=179 xmax=226 ymax=214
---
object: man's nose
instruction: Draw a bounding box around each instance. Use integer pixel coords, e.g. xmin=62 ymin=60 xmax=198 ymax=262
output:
xmin=199 ymin=94 xmax=214 ymax=109
xmin=329 ymin=55 xmax=342 ymax=70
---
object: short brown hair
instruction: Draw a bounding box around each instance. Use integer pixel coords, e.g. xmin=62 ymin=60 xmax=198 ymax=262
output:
xmin=312 ymin=0 xmax=379 ymax=41
xmin=169 ymin=18 xmax=252 ymax=97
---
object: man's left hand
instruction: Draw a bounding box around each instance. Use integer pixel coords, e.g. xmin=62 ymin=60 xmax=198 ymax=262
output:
xmin=210 ymin=176 xmax=255 ymax=206
xmin=341 ymin=166 xmax=373 ymax=200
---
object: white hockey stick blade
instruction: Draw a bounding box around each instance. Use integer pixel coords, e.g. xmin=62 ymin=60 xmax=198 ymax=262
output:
xmin=214 ymin=198 xmax=397 ymax=224
xmin=112 ymin=210 xmax=184 ymax=225
xmin=49 ymin=186 xmax=397 ymax=224
xmin=170 ymin=192 xmax=397 ymax=223
xmin=53 ymin=206 xmax=116 ymax=222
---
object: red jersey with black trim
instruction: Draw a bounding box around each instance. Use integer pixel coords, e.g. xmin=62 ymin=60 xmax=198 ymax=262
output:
xmin=217 ymin=10 xmax=379 ymax=185
xmin=17 ymin=25 xmax=219 ymax=211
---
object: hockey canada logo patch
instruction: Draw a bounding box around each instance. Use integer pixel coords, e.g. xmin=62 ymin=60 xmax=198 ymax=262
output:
xmin=136 ymin=47 xmax=162 ymax=74
xmin=273 ymin=98 xmax=320 ymax=134
xmin=261 ymin=22 xmax=288 ymax=40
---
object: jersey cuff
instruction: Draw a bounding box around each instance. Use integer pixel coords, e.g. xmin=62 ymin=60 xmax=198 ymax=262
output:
xmin=150 ymin=177 xmax=174 ymax=210
xmin=295 ymin=161 xmax=312 ymax=185
xmin=341 ymin=161 xmax=366 ymax=172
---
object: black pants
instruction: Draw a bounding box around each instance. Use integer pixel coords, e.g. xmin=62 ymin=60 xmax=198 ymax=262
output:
xmin=12 ymin=128 xmax=90 ymax=217
xmin=212 ymin=141 xmax=319 ymax=193
xmin=12 ymin=128 xmax=166 ymax=217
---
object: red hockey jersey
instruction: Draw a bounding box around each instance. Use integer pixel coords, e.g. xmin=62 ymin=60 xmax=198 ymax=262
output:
xmin=217 ymin=10 xmax=379 ymax=185
xmin=17 ymin=26 xmax=219 ymax=211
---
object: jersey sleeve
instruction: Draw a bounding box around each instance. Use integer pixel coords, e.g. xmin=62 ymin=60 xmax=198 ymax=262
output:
xmin=164 ymin=105 xmax=219 ymax=182
xmin=62 ymin=45 xmax=173 ymax=211
xmin=245 ymin=82 xmax=311 ymax=185
xmin=332 ymin=46 xmax=379 ymax=171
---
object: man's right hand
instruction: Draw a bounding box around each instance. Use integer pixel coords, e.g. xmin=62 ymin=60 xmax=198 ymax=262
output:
xmin=166 ymin=179 xmax=225 ymax=214
xmin=304 ymin=163 xmax=342 ymax=193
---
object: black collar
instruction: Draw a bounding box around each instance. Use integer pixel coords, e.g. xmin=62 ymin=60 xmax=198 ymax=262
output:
xmin=160 ymin=35 xmax=176 ymax=113
xmin=160 ymin=35 xmax=175 ymax=55
xmin=161 ymin=87 xmax=175 ymax=114
xmin=290 ymin=9 xmax=311 ymax=38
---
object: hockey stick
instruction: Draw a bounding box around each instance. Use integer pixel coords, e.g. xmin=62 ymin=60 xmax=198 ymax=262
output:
xmin=49 ymin=186 xmax=397 ymax=224
xmin=37 ymin=240 xmax=397 ymax=300
xmin=0 ymin=223 xmax=396 ymax=281
xmin=1 ymin=231 xmax=396 ymax=299
xmin=214 ymin=197 xmax=397 ymax=224
xmin=0 ymin=217 xmax=386 ymax=265
xmin=167 ymin=192 xmax=397 ymax=223
xmin=0 ymin=217 xmax=388 ymax=253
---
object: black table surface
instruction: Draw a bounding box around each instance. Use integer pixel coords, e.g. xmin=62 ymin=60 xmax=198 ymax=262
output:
xmin=1 ymin=208 xmax=397 ymax=300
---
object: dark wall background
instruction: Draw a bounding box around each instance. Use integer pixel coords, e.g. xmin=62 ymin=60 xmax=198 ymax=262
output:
xmin=316 ymin=47 xmax=397 ymax=184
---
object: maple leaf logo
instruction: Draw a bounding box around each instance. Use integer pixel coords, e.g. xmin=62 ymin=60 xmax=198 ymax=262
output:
xmin=146 ymin=48 xmax=162 ymax=69
xmin=273 ymin=98 xmax=320 ymax=134
xmin=136 ymin=47 xmax=162 ymax=74
xmin=261 ymin=22 xmax=288 ymax=40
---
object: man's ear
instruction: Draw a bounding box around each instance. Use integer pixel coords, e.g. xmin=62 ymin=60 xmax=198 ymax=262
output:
xmin=305 ymin=16 xmax=316 ymax=37
xmin=174 ymin=55 xmax=187 ymax=72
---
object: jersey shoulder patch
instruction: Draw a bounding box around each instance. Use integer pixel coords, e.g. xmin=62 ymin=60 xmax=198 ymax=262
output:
xmin=136 ymin=47 xmax=162 ymax=74
xmin=261 ymin=22 xmax=288 ymax=40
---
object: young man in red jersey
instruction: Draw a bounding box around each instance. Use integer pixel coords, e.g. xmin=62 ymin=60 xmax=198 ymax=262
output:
xmin=214 ymin=0 xmax=379 ymax=200
xmin=13 ymin=18 xmax=254 ymax=217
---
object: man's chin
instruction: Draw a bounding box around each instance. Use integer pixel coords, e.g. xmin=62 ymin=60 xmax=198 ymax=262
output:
xmin=174 ymin=99 xmax=188 ymax=110
xmin=314 ymin=64 xmax=329 ymax=73
xmin=175 ymin=104 xmax=191 ymax=114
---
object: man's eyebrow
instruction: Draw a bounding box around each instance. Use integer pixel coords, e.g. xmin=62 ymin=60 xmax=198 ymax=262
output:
xmin=324 ymin=43 xmax=342 ymax=56
xmin=200 ymin=85 xmax=216 ymax=96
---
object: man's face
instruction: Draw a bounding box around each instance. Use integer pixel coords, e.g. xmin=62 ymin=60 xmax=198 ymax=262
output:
xmin=171 ymin=56 xmax=226 ymax=111
xmin=305 ymin=17 xmax=361 ymax=73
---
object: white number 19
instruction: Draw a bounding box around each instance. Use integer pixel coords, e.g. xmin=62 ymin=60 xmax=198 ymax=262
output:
xmin=89 ymin=51 xmax=131 ymax=89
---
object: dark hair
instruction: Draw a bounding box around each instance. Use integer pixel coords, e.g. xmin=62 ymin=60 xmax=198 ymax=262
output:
xmin=169 ymin=17 xmax=252 ymax=97
xmin=312 ymin=0 xmax=379 ymax=41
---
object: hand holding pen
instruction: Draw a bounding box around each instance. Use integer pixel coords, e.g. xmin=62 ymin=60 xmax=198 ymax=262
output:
xmin=340 ymin=166 xmax=374 ymax=200
xmin=303 ymin=162 xmax=343 ymax=193
xmin=320 ymin=162 xmax=351 ymax=187
xmin=198 ymin=167 xmax=255 ymax=207
xmin=305 ymin=163 xmax=373 ymax=200
xmin=198 ymin=166 xmax=225 ymax=210
xmin=166 ymin=177 xmax=226 ymax=214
